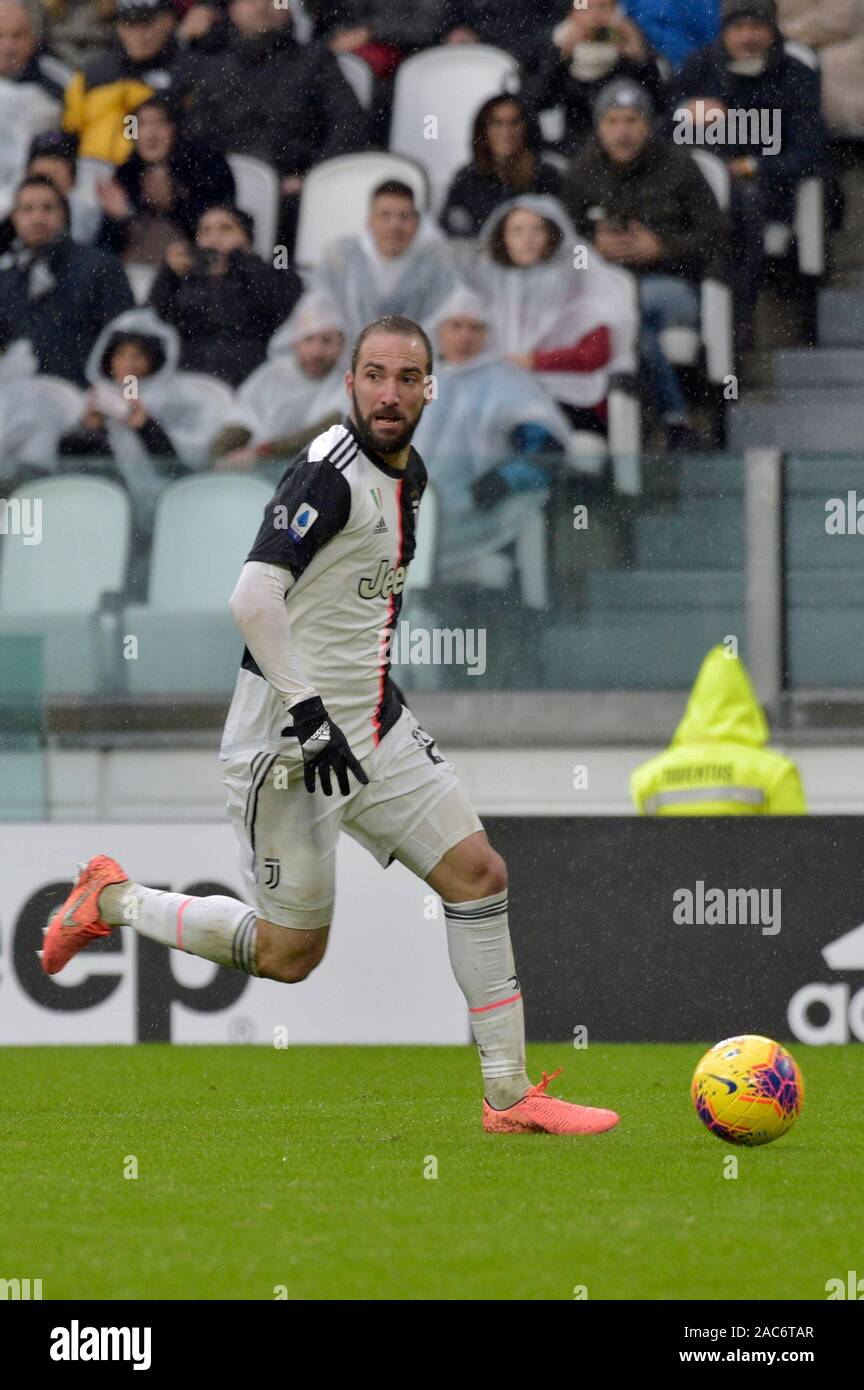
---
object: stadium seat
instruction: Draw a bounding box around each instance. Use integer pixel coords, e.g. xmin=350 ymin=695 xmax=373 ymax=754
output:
xmin=28 ymin=376 xmax=85 ymax=444
xmin=0 ymin=476 xmax=130 ymax=695
xmin=817 ymin=289 xmax=864 ymax=348
xmin=0 ymin=80 xmax=61 ymax=213
xmin=295 ymin=152 xmax=429 ymax=271
xmin=660 ymin=152 xmax=734 ymax=387
xmin=227 ymin=153 xmax=280 ymax=259
xmin=760 ymin=44 xmax=825 ymax=278
xmin=604 ymin=268 xmax=643 ymax=496
xmin=173 ymin=372 xmax=235 ymax=442
xmin=389 ymin=45 xmax=520 ymax=214
xmin=337 ymin=52 xmax=374 ymax=110
xmin=120 ymin=473 xmax=272 ymax=696
xmin=73 ymin=156 xmax=114 ymax=208
xmin=773 ymin=348 xmax=864 ymax=389
xmin=125 ymin=262 xmax=158 ymax=305
xmin=728 ymin=394 xmax=864 ymax=451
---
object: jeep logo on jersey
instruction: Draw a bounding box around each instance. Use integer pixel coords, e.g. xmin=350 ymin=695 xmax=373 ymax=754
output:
xmin=358 ymin=560 xmax=407 ymax=600
xmin=288 ymin=504 xmax=319 ymax=542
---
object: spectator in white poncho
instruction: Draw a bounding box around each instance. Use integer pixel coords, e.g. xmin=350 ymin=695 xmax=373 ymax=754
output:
xmin=210 ymin=292 xmax=348 ymax=472
xmin=57 ymin=307 xmax=222 ymax=592
xmin=469 ymin=194 xmax=638 ymax=436
xmin=312 ymin=179 xmax=460 ymax=339
xmin=412 ymin=285 xmax=575 ymax=584
xmin=0 ymin=323 xmax=75 ymax=490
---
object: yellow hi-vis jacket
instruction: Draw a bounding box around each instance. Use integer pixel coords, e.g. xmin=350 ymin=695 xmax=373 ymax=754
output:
xmin=630 ymin=646 xmax=806 ymax=816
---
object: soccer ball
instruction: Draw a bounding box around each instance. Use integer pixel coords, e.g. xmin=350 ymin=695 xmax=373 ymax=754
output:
xmin=691 ymin=1035 xmax=804 ymax=1146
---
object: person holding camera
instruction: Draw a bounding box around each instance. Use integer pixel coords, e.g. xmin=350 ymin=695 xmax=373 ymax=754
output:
xmin=148 ymin=203 xmax=302 ymax=385
xmin=521 ymin=0 xmax=665 ymax=159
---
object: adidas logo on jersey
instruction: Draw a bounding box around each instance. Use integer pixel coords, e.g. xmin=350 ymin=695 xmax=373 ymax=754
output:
xmin=373 ymin=516 xmax=388 ymax=535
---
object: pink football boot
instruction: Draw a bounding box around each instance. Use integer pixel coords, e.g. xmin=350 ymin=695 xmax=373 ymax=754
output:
xmin=483 ymin=1068 xmax=619 ymax=1135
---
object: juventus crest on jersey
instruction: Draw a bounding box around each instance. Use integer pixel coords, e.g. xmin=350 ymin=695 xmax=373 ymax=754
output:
xmin=220 ymin=417 xmax=427 ymax=764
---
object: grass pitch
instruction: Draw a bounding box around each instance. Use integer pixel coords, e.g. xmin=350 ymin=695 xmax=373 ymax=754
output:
xmin=2 ymin=1043 xmax=860 ymax=1301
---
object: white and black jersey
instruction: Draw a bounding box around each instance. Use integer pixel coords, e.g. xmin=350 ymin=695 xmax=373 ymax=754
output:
xmin=220 ymin=417 xmax=427 ymax=763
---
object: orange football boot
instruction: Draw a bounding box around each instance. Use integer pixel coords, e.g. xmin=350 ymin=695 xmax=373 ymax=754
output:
xmin=483 ymin=1068 xmax=619 ymax=1135
xmin=41 ymin=855 xmax=129 ymax=975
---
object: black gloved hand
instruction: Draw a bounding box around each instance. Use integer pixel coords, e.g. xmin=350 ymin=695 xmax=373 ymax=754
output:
xmin=283 ymin=696 xmax=369 ymax=797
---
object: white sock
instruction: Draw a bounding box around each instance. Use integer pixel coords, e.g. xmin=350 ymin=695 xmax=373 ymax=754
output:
xmin=99 ymin=881 xmax=259 ymax=976
xmin=443 ymin=889 xmax=530 ymax=1109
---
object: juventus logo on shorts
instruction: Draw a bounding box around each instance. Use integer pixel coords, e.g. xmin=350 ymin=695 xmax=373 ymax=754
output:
xmin=411 ymin=725 xmax=445 ymax=765
xmin=263 ymin=857 xmax=281 ymax=889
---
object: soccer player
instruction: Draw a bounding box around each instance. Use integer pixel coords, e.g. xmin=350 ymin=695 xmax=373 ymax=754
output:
xmin=41 ymin=315 xmax=619 ymax=1137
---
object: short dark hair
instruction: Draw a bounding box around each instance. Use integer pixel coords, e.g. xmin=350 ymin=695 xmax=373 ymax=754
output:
xmin=28 ymin=130 xmax=79 ymax=173
xmin=15 ymin=175 xmax=70 ymax=227
xmin=371 ymin=179 xmax=417 ymax=207
xmin=351 ymin=315 xmax=434 ymax=376
xmin=197 ymin=202 xmax=255 ymax=245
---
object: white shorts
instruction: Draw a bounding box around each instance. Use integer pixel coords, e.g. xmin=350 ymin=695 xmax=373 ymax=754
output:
xmin=222 ymin=706 xmax=483 ymax=931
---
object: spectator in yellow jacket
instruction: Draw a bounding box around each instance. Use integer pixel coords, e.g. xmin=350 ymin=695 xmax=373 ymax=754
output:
xmin=631 ymin=645 xmax=806 ymax=815
xmin=62 ymin=0 xmax=185 ymax=165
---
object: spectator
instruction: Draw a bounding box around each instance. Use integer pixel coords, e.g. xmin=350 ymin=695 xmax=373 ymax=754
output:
xmin=440 ymin=94 xmax=564 ymax=239
xmin=63 ymin=0 xmax=187 ymax=164
xmin=309 ymin=1 xmax=444 ymax=79
xmin=178 ymin=0 xmax=368 ymax=244
xmin=671 ymin=0 xmax=828 ymax=343
xmin=149 ymin=203 xmax=302 ymax=384
xmin=0 ymin=0 xmax=71 ymax=95
xmin=211 ymin=291 xmax=348 ymax=471
xmin=631 ymin=644 xmax=806 ymax=814
xmin=520 ymin=0 xmax=665 ymax=158
xmin=0 ymin=174 xmax=133 ymax=383
xmin=470 ymin=194 xmax=638 ymax=436
xmin=777 ymin=0 xmax=864 ymax=138
xmin=44 ymin=0 xmax=119 ymax=68
xmin=413 ymin=284 xmax=573 ymax=584
xmin=622 ymin=0 xmax=720 ymax=69
xmin=438 ymin=2 xmax=567 ymax=63
xmin=0 ymin=131 xmax=101 ymax=254
xmin=96 ymin=94 xmax=235 ymax=263
xmin=0 ymin=318 xmax=71 ymax=490
xmin=0 ymin=0 xmax=71 ymax=195
xmin=313 ymin=179 xmax=460 ymax=338
xmin=566 ymin=81 xmax=726 ymax=448
xmin=58 ymin=307 xmax=216 ymax=592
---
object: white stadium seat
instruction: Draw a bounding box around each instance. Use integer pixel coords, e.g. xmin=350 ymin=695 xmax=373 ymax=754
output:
xmin=295 ymin=152 xmax=429 ymax=271
xmin=29 ymin=376 xmax=85 ymax=437
xmin=173 ymin=372 xmax=235 ymax=430
xmin=227 ymin=153 xmax=280 ymax=259
xmin=389 ymin=45 xmax=520 ymax=214
xmin=337 ymin=52 xmax=374 ymax=110
xmin=0 ymin=476 xmax=131 ymax=694
xmin=0 ymin=475 xmax=130 ymax=615
xmin=121 ymin=474 xmax=273 ymax=696
xmin=125 ymin=261 xmax=158 ymax=305
xmin=73 ymin=156 xmax=114 ymax=208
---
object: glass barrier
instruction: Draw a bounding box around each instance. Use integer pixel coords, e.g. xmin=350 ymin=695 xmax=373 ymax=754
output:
xmin=784 ymin=457 xmax=864 ymax=690
xmin=0 ymin=634 xmax=46 ymax=818
xmin=0 ymin=454 xmax=754 ymax=719
xmin=397 ymin=453 xmax=748 ymax=693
